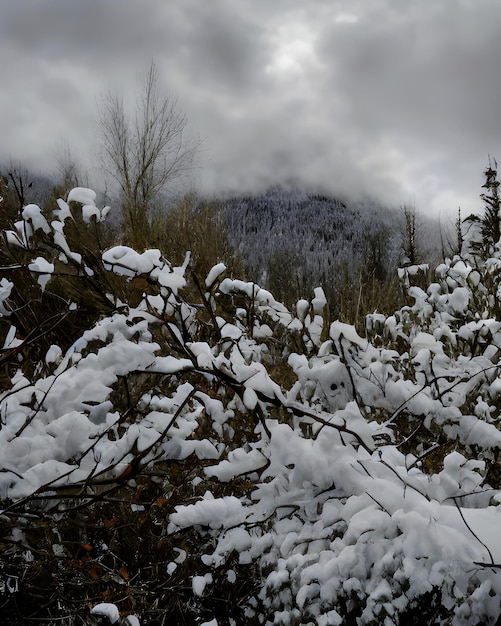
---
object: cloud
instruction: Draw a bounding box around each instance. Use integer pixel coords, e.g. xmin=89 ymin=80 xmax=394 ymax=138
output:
xmin=0 ymin=0 xmax=499 ymax=215
xmin=313 ymin=0 xmax=501 ymax=211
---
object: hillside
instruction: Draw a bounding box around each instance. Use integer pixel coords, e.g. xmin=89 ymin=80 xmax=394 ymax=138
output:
xmin=221 ymin=187 xmax=427 ymax=318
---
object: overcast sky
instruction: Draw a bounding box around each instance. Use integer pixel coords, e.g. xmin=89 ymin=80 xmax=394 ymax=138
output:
xmin=1 ymin=0 xmax=500 ymax=216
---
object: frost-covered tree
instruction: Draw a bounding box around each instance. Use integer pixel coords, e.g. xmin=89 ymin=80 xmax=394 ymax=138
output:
xmin=455 ymin=207 xmax=465 ymax=255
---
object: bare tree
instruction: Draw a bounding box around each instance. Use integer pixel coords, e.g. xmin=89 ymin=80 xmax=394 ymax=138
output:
xmin=1 ymin=161 xmax=54 ymax=214
xmin=5 ymin=161 xmax=33 ymax=212
xmin=401 ymin=203 xmax=421 ymax=265
xmin=98 ymin=62 xmax=199 ymax=248
xmin=55 ymin=141 xmax=85 ymax=194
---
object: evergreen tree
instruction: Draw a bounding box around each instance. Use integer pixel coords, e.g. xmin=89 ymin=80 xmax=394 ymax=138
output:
xmin=480 ymin=156 xmax=501 ymax=252
xmin=455 ymin=206 xmax=464 ymax=255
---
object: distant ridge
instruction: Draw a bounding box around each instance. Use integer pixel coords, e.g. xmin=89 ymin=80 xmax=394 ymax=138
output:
xmin=221 ymin=186 xmax=402 ymax=306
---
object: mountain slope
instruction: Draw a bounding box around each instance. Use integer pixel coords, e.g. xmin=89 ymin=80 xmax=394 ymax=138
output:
xmin=222 ymin=187 xmax=404 ymax=316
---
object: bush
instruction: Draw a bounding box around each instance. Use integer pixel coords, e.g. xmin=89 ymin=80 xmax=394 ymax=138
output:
xmin=2 ymin=187 xmax=501 ymax=624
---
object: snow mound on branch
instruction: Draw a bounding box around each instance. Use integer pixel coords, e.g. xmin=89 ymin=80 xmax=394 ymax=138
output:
xmin=90 ymin=603 xmax=120 ymax=623
xmin=22 ymin=204 xmax=51 ymax=234
xmin=0 ymin=278 xmax=13 ymax=316
xmin=67 ymin=187 xmax=97 ymax=206
xmin=102 ymin=245 xmax=186 ymax=291
xmin=169 ymin=492 xmax=247 ymax=530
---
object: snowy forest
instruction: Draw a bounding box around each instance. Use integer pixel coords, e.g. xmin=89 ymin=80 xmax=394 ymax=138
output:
xmin=3 ymin=66 xmax=501 ymax=625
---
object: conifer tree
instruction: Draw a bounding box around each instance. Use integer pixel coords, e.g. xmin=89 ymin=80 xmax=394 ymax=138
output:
xmin=455 ymin=206 xmax=464 ymax=255
xmin=480 ymin=156 xmax=501 ymax=252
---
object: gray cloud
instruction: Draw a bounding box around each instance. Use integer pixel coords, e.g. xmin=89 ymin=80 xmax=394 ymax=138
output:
xmin=0 ymin=0 xmax=500 ymax=216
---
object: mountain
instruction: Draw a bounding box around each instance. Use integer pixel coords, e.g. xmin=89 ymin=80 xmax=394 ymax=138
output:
xmin=221 ymin=186 xmax=405 ymax=315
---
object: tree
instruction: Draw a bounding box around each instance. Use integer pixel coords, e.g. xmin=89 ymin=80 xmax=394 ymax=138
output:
xmin=362 ymin=229 xmax=388 ymax=282
xmin=1 ymin=161 xmax=43 ymax=214
xmin=55 ymin=141 xmax=85 ymax=194
xmin=438 ymin=207 xmax=464 ymax=260
xmin=401 ymin=203 xmax=420 ymax=265
xmin=0 ymin=162 xmax=57 ymax=224
xmin=480 ymin=156 xmax=501 ymax=252
xmin=454 ymin=206 xmax=464 ymax=256
xmin=98 ymin=62 xmax=199 ymax=248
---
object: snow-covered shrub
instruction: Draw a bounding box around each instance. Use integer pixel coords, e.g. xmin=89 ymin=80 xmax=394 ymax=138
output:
xmin=3 ymin=188 xmax=501 ymax=624
xmin=0 ymin=186 xmax=122 ymax=386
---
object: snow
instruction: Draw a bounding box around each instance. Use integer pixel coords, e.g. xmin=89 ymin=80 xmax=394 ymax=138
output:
xmin=102 ymin=246 xmax=160 ymax=276
xmin=103 ymin=246 xmax=187 ymax=292
xmin=67 ymin=186 xmax=97 ymax=206
xmin=54 ymin=198 xmax=72 ymax=222
xmin=449 ymin=286 xmax=470 ymax=313
xmin=205 ymin=448 xmax=265 ymax=481
xmin=28 ymin=256 xmax=54 ymax=291
xmin=6 ymin=186 xmax=501 ymax=623
xmin=81 ymin=204 xmax=101 ymax=223
xmin=192 ymin=573 xmax=212 ymax=596
xmin=296 ymin=298 xmax=309 ymax=322
xmin=205 ymin=262 xmax=226 ymax=287
xmin=4 ymin=229 xmax=25 ymax=247
xmin=311 ymin=286 xmax=327 ymax=314
xmin=243 ymin=386 xmax=259 ymax=410
xmin=90 ymin=603 xmax=120 ymax=623
xmin=22 ymin=204 xmax=51 ymax=234
xmin=145 ymin=356 xmax=193 ymax=374
xmin=2 ymin=324 xmax=21 ymax=351
xmin=52 ymin=221 xmax=82 ymax=264
xmin=169 ymin=492 xmax=247 ymax=530
xmin=0 ymin=278 xmax=13 ymax=316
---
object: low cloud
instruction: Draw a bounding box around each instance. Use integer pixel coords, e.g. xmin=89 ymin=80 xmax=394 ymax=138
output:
xmin=0 ymin=0 xmax=499 ymax=215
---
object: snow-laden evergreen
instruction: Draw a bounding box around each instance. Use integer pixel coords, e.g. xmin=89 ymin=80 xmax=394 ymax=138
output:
xmin=2 ymin=188 xmax=501 ymax=623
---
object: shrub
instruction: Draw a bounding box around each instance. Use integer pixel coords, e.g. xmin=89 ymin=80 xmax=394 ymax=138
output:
xmin=2 ymin=187 xmax=501 ymax=624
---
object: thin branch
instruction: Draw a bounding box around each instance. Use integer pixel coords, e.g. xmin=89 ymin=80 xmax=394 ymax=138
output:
xmin=453 ymin=497 xmax=494 ymax=565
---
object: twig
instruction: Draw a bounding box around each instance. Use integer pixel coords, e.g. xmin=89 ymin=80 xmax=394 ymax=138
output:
xmin=453 ymin=497 xmax=494 ymax=565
